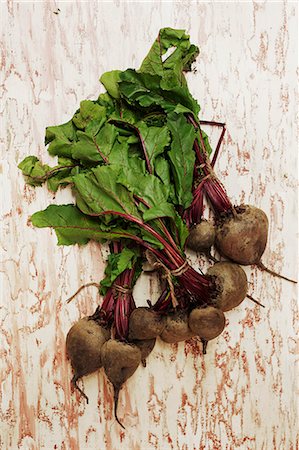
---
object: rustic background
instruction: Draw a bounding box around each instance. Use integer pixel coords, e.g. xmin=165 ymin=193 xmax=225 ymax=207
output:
xmin=1 ymin=1 xmax=298 ymax=449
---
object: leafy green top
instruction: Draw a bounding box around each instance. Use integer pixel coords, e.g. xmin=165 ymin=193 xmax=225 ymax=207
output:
xmin=19 ymin=27 xmax=213 ymax=272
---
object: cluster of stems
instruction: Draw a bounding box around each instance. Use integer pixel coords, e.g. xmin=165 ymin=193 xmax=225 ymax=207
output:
xmin=105 ymin=120 xmax=213 ymax=306
xmin=187 ymin=115 xmax=233 ymax=217
xmin=94 ymin=242 xmax=137 ymax=341
xmin=93 ymin=115 xmax=237 ymax=332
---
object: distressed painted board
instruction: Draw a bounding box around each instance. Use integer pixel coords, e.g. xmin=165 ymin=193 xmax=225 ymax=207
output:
xmin=1 ymin=1 xmax=298 ymax=449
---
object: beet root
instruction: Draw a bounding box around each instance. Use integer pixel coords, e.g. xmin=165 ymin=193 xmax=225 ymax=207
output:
xmin=133 ymin=338 xmax=156 ymax=367
xmin=215 ymin=205 xmax=268 ymax=265
xmin=66 ymin=317 xmax=110 ymax=402
xmin=128 ymin=307 xmax=165 ymax=340
xmin=207 ymin=261 xmax=248 ymax=311
xmin=101 ymin=339 xmax=141 ymax=428
xmin=189 ymin=306 xmax=225 ymax=340
xmin=160 ymin=311 xmax=195 ymax=344
xmin=186 ymin=219 xmax=216 ymax=253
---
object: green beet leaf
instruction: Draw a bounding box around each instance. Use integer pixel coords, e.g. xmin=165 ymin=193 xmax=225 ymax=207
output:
xmin=71 ymin=132 xmax=102 ymax=163
xmin=142 ymin=202 xmax=176 ymax=222
xmin=99 ymin=246 xmax=139 ymax=294
xmin=154 ymin=156 xmax=177 ymax=205
xmin=30 ymin=204 xmax=133 ymax=246
xmin=18 ymin=156 xmax=51 ymax=187
xmin=72 ymin=100 xmax=106 ymax=130
xmin=100 ymin=70 xmax=122 ymax=99
xmin=97 ymin=92 xmax=118 ymax=117
xmin=18 ymin=156 xmax=78 ymax=192
xmin=108 ymin=118 xmax=170 ymax=173
xmin=72 ymin=123 xmax=118 ymax=164
xmin=171 ymin=209 xmax=189 ymax=248
xmin=117 ymin=168 xmax=169 ymax=208
xmin=143 ymin=203 xmax=188 ymax=248
xmin=118 ymin=69 xmax=199 ymax=117
xmin=20 ymin=27 xmax=212 ymax=259
xmin=140 ymin=28 xmax=200 ymax=117
xmin=117 ymin=168 xmax=188 ymax=247
xmin=139 ymin=27 xmax=200 ymax=117
xmin=45 ymin=120 xmax=77 ymax=158
xmin=140 ymin=28 xmax=198 ymax=81
xmin=73 ymin=165 xmax=142 ymax=220
xmin=46 ymin=166 xmax=80 ymax=192
xmin=110 ymin=101 xmax=142 ymax=125
xmin=108 ymin=139 xmax=145 ymax=173
xmin=135 ymin=121 xmax=170 ymax=173
xmin=73 ymin=165 xmax=168 ymax=249
xmin=167 ymin=112 xmax=196 ymax=209
xmin=119 ymin=69 xmax=166 ymax=109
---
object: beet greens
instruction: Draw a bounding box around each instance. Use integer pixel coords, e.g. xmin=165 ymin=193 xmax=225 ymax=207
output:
xmin=18 ymin=26 xmax=294 ymax=429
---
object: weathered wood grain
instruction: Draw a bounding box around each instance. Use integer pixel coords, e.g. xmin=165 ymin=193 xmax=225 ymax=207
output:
xmin=1 ymin=1 xmax=298 ymax=449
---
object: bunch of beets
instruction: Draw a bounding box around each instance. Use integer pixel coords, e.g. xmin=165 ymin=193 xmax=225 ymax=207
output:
xmin=19 ymin=28 xmax=295 ymax=428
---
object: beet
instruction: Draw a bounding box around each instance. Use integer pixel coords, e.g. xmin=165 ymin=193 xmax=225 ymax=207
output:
xmin=128 ymin=307 xmax=166 ymax=340
xmin=186 ymin=219 xmax=216 ymax=253
xmin=133 ymin=338 xmax=156 ymax=367
xmin=160 ymin=310 xmax=195 ymax=343
xmin=101 ymin=339 xmax=141 ymax=428
xmin=66 ymin=317 xmax=110 ymax=401
xmin=189 ymin=306 xmax=225 ymax=340
xmin=215 ymin=205 xmax=268 ymax=265
xmin=207 ymin=261 xmax=248 ymax=311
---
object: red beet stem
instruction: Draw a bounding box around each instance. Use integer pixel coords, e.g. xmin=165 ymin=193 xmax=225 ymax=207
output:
xmin=99 ymin=290 xmax=115 ymax=324
xmin=203 ymin=178 xmax=232 ymax=215
xmin=114 ymin=264 xmax=137 ymax=341
xmin=199 ymin=119 xmax=226 ymax=168
xmin=189 ymin=118 xmax=232 ymax=216
xmin=152 ymin=289 xmax=172 ymax=312
xmin=184 ymin=181 xmax=204 ymax=227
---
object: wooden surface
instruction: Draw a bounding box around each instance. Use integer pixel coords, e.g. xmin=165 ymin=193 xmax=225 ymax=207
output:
xmin=1 ymin=1 xmax=298 ymax=449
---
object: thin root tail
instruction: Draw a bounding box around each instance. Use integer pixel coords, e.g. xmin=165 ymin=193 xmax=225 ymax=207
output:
xmin=201 ymin=339 xmax=208 ymax=355
xmin=66 ymin=282 xmax=100 ymax=304
xmin=114 ymin=387 xmax=125 ymax=430
xmin=71 ymin=375 xmax=89 ymax=403
xmin=258 ymin=262 xmax=297 ymax=284
xmin=247 ymin=294 xmax=265 ymax=308
xmin=206 ymin=252 xmax=219 ymax=264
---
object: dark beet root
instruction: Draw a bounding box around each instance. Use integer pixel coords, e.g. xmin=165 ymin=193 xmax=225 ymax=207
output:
xmin=66 ymin=317 xmax=110 ymax=402
xmin=128 ymin=307 xmax=166 ymax=340
xmin=189 ymin=306 xmax=225 ymax=340
xmin=160 ymin=311 xmax=195 ymax=343
xmin=215 ymin=205 xmax=268 ymax=265
xmin=186 ymin=219 xmax=216 ymax=253
xmin=133 ymin=338 xmax=156 ymax=367
xmin=207 ymin=261 xmax=248 ymax=311
xmin=101 ymin=339 xmax=141 ymax=428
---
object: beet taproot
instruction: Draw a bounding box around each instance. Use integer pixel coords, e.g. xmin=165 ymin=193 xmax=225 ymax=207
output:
xmin=160 ymin=311 xmax=195 ymax=343
xmin=133 ymin=338 xmax=156 ymax=367
xmin=66 ymin=317 xmax=110 ymax=401
xmin=207 ymin=261 xmax=248 ymax=311
xmin=189 ymin=306 xmax=225 ymax=340
xmin=128 ymin=307 xmax=165 ymax=340
xmin=186 ymin=219 xmax=216 ymax=253
xmin=215 ymin=205 xmax=268 ymax=265
xmin=101 ymin=339 xmax=141 ymax=428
